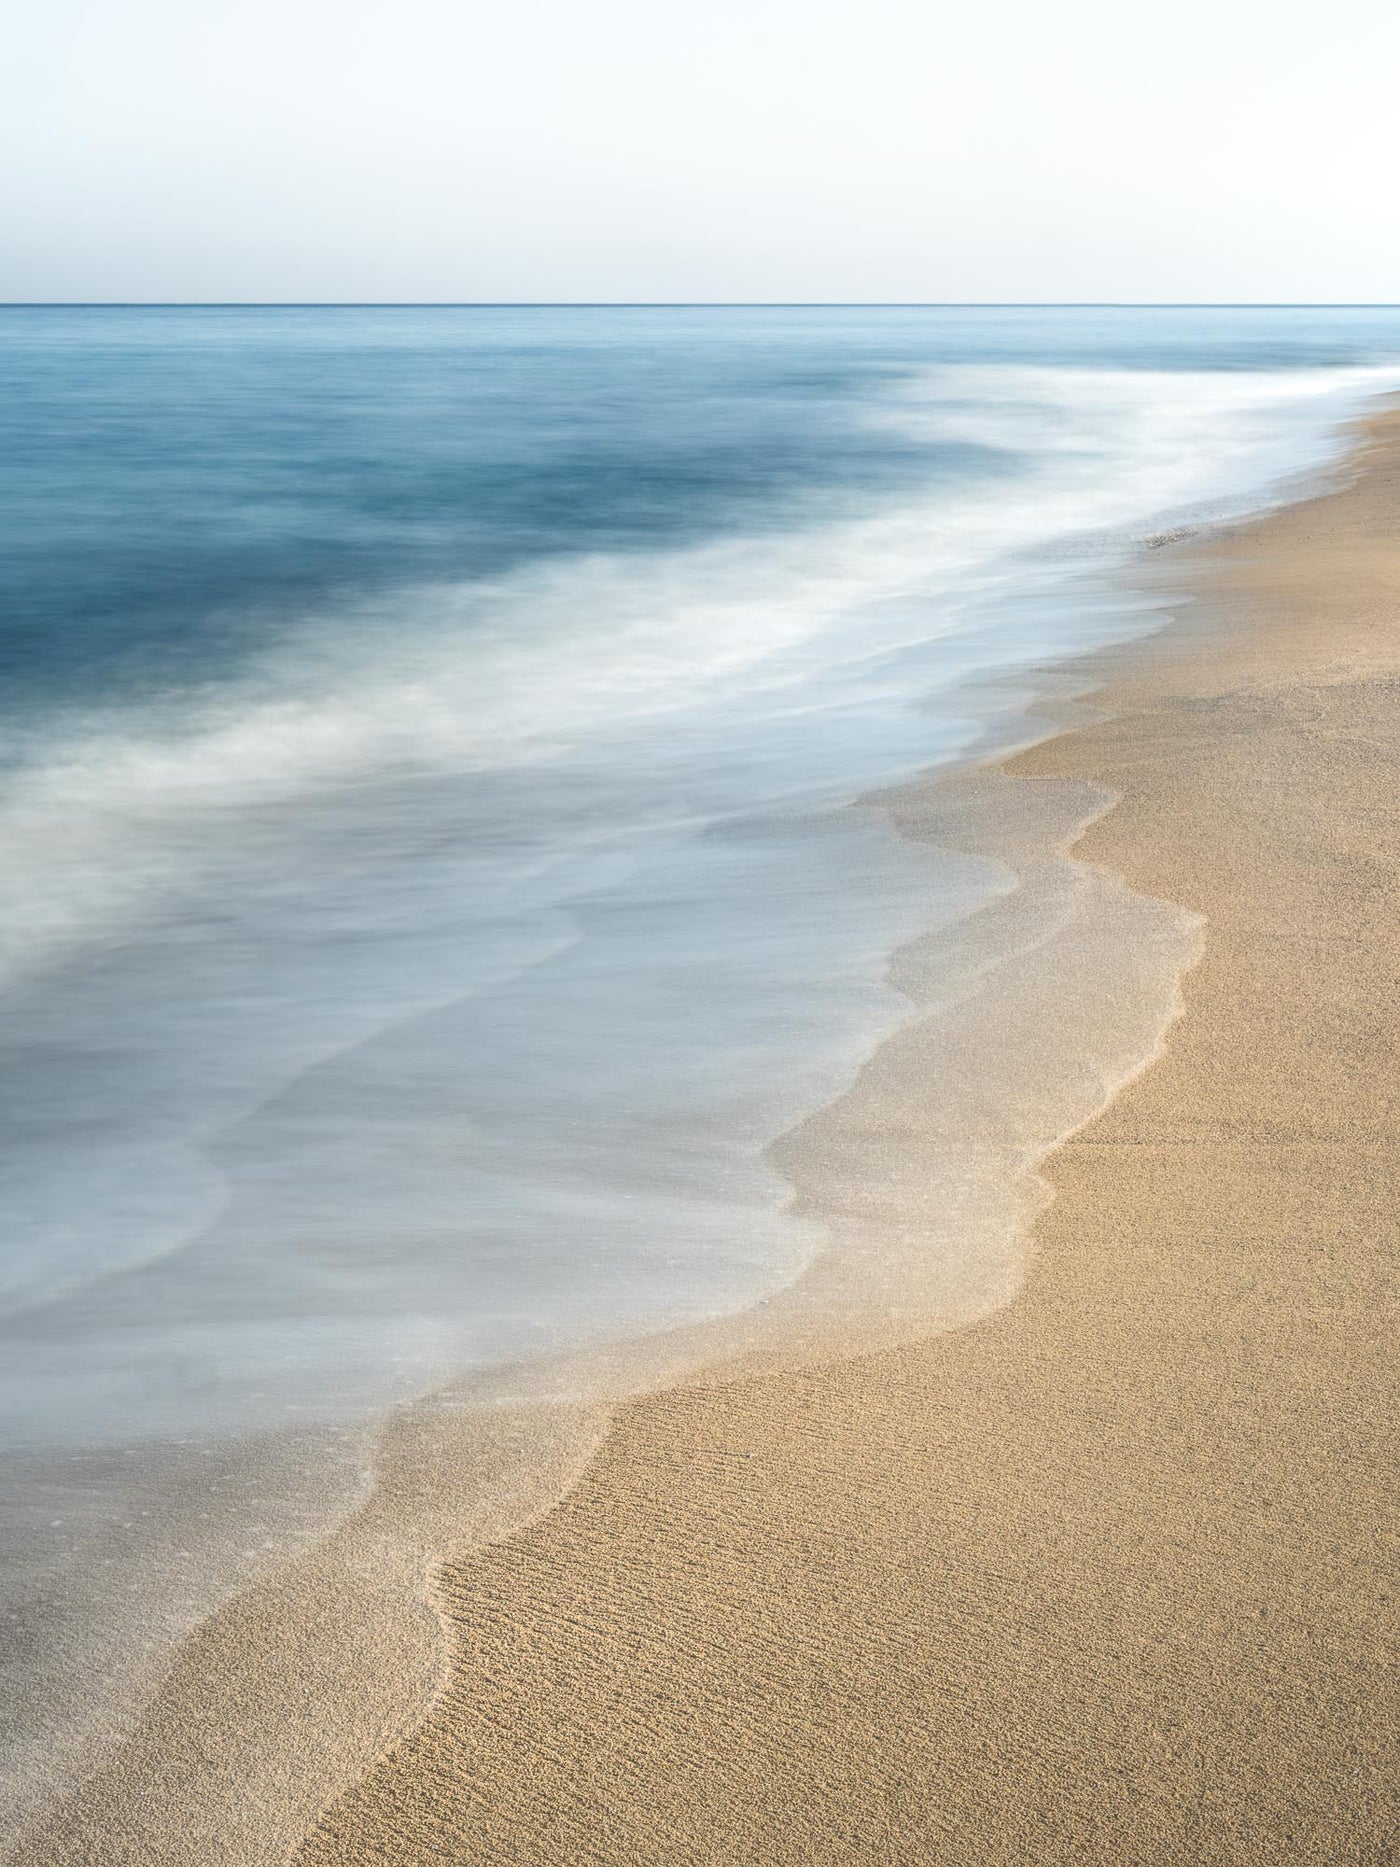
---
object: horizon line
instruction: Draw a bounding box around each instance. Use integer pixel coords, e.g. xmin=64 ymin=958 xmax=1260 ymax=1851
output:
xmin=5 ymin=300 xmax=1400 ymax=311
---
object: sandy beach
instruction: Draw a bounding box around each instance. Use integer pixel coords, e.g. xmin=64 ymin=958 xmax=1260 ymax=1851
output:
xmin=17 ymin=414 xmax=1400 ymax=1863
xmin=297 ymin=415 xmax=1400 ymax=1862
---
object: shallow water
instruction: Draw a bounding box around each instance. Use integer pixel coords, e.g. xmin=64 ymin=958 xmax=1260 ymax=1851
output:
xmin=3 ymin=306 xmax=1400 ymax=1837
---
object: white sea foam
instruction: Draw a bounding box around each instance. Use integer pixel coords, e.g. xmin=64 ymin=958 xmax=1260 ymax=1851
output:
xmin=1 ymin=353 xmax=1395 ymax=1852
xmin=0 ymin=362 xmax=1391 ymax=993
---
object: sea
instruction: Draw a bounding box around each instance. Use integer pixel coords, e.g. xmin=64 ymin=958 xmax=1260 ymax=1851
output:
xmin=2 ymin=304 xmax=1399 ymax=1831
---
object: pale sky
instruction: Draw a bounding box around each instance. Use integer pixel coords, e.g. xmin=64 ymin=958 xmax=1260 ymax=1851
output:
xmin=5 ymin=0 xmax=1399 ymax=302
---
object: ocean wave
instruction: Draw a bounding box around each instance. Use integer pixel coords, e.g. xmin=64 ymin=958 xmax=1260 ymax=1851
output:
xmin=0 ymin=362 xmax=1391 ymax=987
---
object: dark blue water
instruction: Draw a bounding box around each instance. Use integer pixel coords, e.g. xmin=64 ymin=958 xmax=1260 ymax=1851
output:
xmin=2 ymin=306 xmax=1399 ymax=1834
xmin=5 ymin=305 xmax=1400 ymax=713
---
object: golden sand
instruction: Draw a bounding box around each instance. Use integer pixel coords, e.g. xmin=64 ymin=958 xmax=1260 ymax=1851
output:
xmin=19 ymin=419 xmax=1400 ymax=1864
xmin=297 ymin=422 xmax=1400 ymax=1863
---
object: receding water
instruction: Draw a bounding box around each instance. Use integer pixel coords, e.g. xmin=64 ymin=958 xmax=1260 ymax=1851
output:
xmin=3 ymin=305 xmax=1400 ymax=1839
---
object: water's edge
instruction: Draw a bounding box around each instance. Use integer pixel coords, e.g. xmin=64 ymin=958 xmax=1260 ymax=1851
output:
xmin=5 ymin=407 xmax=1385 ymax=1864
xmin=8 ymin=611 xmax=1200 ymax=1865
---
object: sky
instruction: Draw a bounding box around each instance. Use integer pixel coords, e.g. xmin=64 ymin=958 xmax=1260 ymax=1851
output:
xmin=5 ymin=0 xmax=1399 ymax=302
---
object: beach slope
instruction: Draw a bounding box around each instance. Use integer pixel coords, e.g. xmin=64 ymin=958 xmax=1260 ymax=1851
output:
xmin=295 ymin=420 xmax=1400 ymax=1864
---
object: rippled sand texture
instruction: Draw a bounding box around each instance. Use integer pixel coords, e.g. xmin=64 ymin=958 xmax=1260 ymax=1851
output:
xmin=8 ymin=726 xmax=1202 ymax=1863
xmin=292 ymin=421 xmax=1400 ymax=1863
xmin=17 ymin=410 xmax=1400 ymax=1864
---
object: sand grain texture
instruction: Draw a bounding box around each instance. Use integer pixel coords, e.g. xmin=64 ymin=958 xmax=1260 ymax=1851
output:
xmin=15 ymin=424 xmax=1400 ymax=1867
xmin=295 ymin=426 xmax=1400 ymax=1864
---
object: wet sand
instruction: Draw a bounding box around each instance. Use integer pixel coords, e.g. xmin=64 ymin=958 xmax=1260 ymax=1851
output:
xmin=16 ymin=415 xmax=1400 ymax=1864
xmin=292 ymin=421 xmax=1400 ymax=1862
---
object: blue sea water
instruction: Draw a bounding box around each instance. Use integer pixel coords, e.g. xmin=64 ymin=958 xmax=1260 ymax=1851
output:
xmin=2 ymin=306 xmax=1400 ymax=1816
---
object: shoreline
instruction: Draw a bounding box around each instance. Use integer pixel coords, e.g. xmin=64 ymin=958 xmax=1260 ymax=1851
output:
xmin=6 ymin=654 xmax=1199 ymax=1867
xmin=295 ymin=408 xmax=1400 ymax=1861
xmin=14 ymin=410 xmax=1400 ymax=1861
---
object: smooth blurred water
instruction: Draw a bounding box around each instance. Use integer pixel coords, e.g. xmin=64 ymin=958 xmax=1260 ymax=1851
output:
xmin=3 ymin=318 xmax=1400 ymax=1813
xmin=2 ymin=306 xmax=1400 ymax=1456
